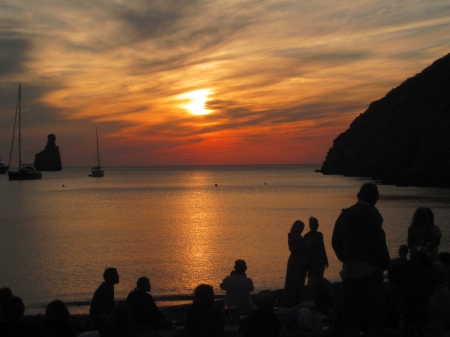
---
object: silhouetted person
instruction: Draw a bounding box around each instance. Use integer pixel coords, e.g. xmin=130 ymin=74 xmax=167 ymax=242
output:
xmin=0 ymin=287 xmax=12 ymax=319
xmin=424 ymin=262 xmax=450 ymax=337
xmin=239 ymin=290 xmax=281 ymax=337
xmin=185 ymin=284 xmax=224 ymax=337
xmin=284 ymin=220 xmax=307 ymax=307
xmin=438 ymin=252 xmax=450 ymax=285
xmin=425 ymin=207 xmax=442 ymax=259
xmin=105 ymin=300 xmax=136 ymax=337
xmin=388 ymin=244 xmax=409 ymax=284
xmin=0 ymin=296 xmax=45 ymax=337
xmin=399 ymin=241 xmax=434 ymax=337
xmin=304 ymin=216 xmax=328 ymax=279
xmin=126 ymin=277 xmax=164 ymax=330
xmin=43 ymin=300 xmax=75 ymax=337
xmin=386 ymin=244 xmax=409 ymax=329
xmin=220 ymin=259 xmax=255 ymax=315
xmin=407 ymin=207 xmax=435 ymax=255
xmin=332 ymin=183 xmax=390 ymax=337
xmin=90 ymin=267 xmax=119 ymax=328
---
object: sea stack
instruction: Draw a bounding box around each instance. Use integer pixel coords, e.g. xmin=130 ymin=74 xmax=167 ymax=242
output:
xmin=321 ymin=53 xmax=450 ymax=187
xmin=34 ymin=134 xmax=63 ymax=171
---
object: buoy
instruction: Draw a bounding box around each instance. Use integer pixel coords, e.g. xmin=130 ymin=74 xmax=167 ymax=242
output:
xmin=215 ymin=184 xmax=218 ymax=187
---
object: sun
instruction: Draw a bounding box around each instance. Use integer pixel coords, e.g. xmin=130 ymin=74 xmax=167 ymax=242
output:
xmin=181 ymin=89 xmax=213 ymax=116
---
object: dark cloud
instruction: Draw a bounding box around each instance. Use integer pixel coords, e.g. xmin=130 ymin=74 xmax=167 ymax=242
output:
xmin=273 ymin=47 xmax=371 ymax=64
xmin=0 ymin=37 xmax=32 ymax=77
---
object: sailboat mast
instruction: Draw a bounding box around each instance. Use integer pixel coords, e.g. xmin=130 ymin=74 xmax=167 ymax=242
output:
xmin=18 ymin=84 xmax=22 ymax=168
xmin=96 ymin=127 xmax=101 ymax=167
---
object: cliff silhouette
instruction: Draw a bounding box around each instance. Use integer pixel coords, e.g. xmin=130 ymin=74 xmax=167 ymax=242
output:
xmin=321 ymin=53 xmax=450 ymax=187
xmin=35 ymin=134 xmax=63 ymax=171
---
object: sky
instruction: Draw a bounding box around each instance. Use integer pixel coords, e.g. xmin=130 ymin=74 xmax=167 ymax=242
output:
xmin=0 ymin=0 xmax=449 ymax=167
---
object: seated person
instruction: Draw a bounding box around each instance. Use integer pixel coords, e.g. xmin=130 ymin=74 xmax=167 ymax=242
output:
xmin=105 ymin=301 xmax=137 ymax=337
xmin=185 ymin=284 xmax=224 ymax=337
xmin=0 ymin=287 xmax=13 ymax=320
xmin=239 ymin=290 xmax=281 ymax=337
xmin=425 ymin=263 xmax=450 ymax=337
xmin=220 ymin=259 xmax=255 ymax=315
xmin=126 ymin=277 xmax=164 ymax=330
xmin=43 ymin=300 xmax=75 ymax=337
xmin=90 ymin=267 xmax=120 ymax=328
xmin=0 ymin=296 xmax=45 ymax=337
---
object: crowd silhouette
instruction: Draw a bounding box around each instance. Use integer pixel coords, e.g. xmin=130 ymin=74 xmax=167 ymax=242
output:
xmin=0 ymin=183 xmax=449 ymax=336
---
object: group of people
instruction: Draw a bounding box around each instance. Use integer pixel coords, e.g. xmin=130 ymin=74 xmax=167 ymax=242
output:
xmin=88 ymin=262 xmax=282 ymax=337
xmin=284 ymin=182 xmax=450 ymax=337
xmin=284 ymin=216 xmax=329 ymax=307
xmin=0 ymin=288 xmax=74 ymax=337
xmin=1 ymin=182 xmax=449 ymax=337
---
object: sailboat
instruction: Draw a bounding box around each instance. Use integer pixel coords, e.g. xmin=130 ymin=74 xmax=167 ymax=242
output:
xmin=8 ymin=84 xmax=42 ymax=180
xmin=0 ymin=158 xmax=9 ymax=174
xmin=88 ymin=127 xmax=104 ymax=177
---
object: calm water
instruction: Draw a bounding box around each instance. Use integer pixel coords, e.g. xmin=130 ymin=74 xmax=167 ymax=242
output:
xmin=0 ymin=165 xmax=449 ymax=314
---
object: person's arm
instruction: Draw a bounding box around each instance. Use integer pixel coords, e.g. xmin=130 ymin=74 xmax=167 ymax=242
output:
xmin=369 ymin=209 xmax=390 ymax=271
xmin=332 ymin=215 xmax=344 ymax=263
xmin=321 ymin=234 xmax=329 ymax=268
xmin=220 ymin=277 xmax=228 ymax=290
xmin=247 ymin=278 xmax=254 ymax=292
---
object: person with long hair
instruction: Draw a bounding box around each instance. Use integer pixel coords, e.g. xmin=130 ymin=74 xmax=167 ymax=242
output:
xmin=43 ymin=300 xmax=75 ymax=337
xmin=185 ymin=284 xmax=224 ymax=337
xmin=407 ymin=207 xmax=435 ymax=255
xmin=283 ymin=220 xmax=307 ymax=307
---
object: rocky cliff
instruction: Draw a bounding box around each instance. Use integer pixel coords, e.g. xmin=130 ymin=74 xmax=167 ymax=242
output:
xmin=321 ymin=53 xmax=450 ymax=187
xmin=34 ymin=134 xmax=63 ymax=171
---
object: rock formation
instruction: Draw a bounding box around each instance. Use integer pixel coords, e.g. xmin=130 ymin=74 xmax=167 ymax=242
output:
xmin=321 ymin=53 xmax=450 ymax=187
xmin=34 ymin=134 xmax=62 ymax=171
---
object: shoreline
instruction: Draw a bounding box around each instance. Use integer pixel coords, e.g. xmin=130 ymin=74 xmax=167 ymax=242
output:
xmin=22 ymin=285 xmax=344 ymax=335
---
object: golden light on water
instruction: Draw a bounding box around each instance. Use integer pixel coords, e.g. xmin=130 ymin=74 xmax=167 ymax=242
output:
xmin=181 ymin=89 xmax=213 ymax=116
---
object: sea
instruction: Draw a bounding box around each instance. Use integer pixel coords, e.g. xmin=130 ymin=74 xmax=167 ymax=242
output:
xmin=0 ymin=165 xmax=449 ymax=314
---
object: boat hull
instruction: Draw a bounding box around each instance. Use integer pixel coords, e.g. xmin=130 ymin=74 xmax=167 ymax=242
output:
xmin=8 ymin=167 xmax=42 ymax=180
xmin=89 ymin=167 xmax=104 ymax=177
xmin=8 ymin=171 xmax=42 ymax=180
xmin=88 ymin=172 xmax=104 ymax=177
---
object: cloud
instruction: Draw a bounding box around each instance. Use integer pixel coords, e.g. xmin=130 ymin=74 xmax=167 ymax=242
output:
xmin=0 ymin=37 xmax=32 ymax=77
xmin=0 ymin=0 xmax=449 ymax=165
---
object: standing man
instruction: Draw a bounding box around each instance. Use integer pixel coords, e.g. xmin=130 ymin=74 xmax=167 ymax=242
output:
xmin=89 ymin=267 xmax=120 ymax=327
xmin=332 ymin=183 xmax=390 ymax=337
xmin=220 ymin=259 xmax=256 ymax=315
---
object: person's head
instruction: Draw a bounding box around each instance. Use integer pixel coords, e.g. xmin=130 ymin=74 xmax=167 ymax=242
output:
xmin=309 ymin=217 xmax=319 ymax=231
xmin=411 ymin=207 xmax=428 ymax=228
xmin=0 ymin=287 xmax=13 ymax=309
xmin=234 ymin=259 xmax=247 ymax=274
xmin=7 ymin=296 xmax=25 ymax=321
xmin=425 ymin=207 xmax=434 ymax=225
xmin=193 ymin=284 xmax=214 ymax=305
xmin=398 ymin=244 xmax=408 ymax=258
xmin=136 ymin=277 xmax=151 ymax=292
xmin=290 ymin=220 xmax=305 ymax=234
xmin=357 ymin=183 xmax=380 ymax=205
xmin=45 ymin=300 xmax=70 ymax=323
xmin=254 ymin=290 xmax=278 ymax=310
xmin=103 ymin=268 xmax=119 ymax=284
